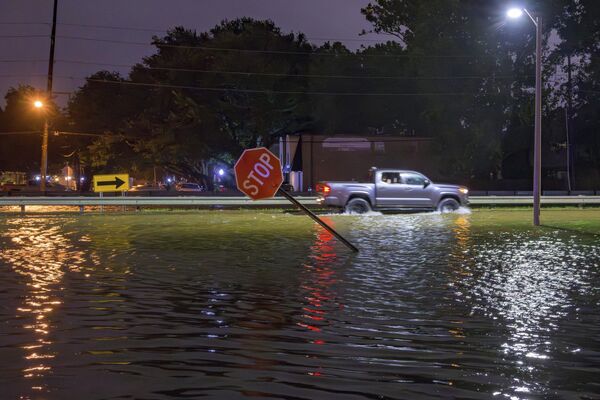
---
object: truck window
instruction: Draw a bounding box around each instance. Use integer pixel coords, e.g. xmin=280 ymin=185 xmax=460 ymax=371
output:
xmin=381 ymin=172 xmax=401 ymax=184
xmin=401 ymin=173 xmax=426 ymax=185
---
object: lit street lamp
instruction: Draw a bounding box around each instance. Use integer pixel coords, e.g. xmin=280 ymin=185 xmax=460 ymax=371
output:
xmin=35 ymin=0 xmax=58 ymax=194
xmin=507 ymin=7 xmax=542 ymax=226
xmin=33 ymin=99 xmax=50 ymax=192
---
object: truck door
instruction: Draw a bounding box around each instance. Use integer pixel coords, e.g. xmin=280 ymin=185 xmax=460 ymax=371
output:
xmin=375 ymin=171 xmax=412 ymax=207
xmin=399 ymin=172 xmax=434 ymax=207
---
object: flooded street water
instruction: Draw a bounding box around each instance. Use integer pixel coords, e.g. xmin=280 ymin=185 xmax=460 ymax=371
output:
xmin=0 ymin=210 xmax=599 ymax=399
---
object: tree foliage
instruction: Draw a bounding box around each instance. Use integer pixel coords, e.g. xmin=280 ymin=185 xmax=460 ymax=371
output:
xmin=361 ymin=0 xmax=599 ymax=185
xmin=0 ymin=86 xmax=62 ymax=172
xmin=2 ymin=8 xmax=599 ymax=188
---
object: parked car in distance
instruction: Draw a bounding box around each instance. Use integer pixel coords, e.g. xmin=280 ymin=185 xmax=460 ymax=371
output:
xmin=129 ymin=183 xmax=166 ymax=192
xmin=1 ymin=182 xmax=67 ymax=193
xmin=316 ymin=168 xmax=469 ymax=213
xmin=280 ymin=182 xmax=294 ymax=192
xmin=175 ymin=183 xmax=204 ymax=192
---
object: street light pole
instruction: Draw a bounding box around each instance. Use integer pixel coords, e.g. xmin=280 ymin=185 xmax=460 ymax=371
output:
xmin=508 ymin=8 xmax=542 ymax=225
xmin=532 ymin=13 xmax=542 ymax=226
xmin=40 ymin=0 xmax=58 ymax=193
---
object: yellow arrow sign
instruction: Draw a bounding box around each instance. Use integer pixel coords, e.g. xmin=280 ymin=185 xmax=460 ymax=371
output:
xmin=93 ymin=174 xmax=130 ymax=192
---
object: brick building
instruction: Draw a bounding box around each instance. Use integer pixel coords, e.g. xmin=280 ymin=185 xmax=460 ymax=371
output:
xmin=276 ymin=134 xmax=435 ymax=192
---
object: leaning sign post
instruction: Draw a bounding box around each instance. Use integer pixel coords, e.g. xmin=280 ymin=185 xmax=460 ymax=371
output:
xmin=234 ymin=147 xmax=358 ymax=253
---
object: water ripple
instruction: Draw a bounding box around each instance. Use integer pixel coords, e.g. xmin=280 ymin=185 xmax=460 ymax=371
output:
xmin=0 ymin=211 xmax=599 ymax=399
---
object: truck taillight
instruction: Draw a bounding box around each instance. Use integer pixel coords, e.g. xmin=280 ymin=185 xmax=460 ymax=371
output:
xmin=316 ymin=184 xmax=331 ymax=196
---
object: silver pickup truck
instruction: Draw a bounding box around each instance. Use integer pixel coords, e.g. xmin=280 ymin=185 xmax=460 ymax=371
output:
xmin=316 ymin=168 xmax=469 ymax=213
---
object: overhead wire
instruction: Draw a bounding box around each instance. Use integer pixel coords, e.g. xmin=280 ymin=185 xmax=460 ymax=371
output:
xmin=80 ymin=78 xmax=505 ymax=96
xmin=54 ymin=59 xmax=555 ymax=81
xmin=0 ymin=130 xmax=107 ymax=137
xmin=0 ymin=74 xmax=49 ymax=78
xmin=0 ymin=34 xmax=48 ymax=38
xmin=55 ymin=22 xmax=397 ymax=42
xmin=0 ymin=22 xmax=48 ymax=26
xmin=0 ymin=20 xmax=394 ymax=43
xmin=0 ymin=21 xmax=589 ymax=98
xmin=0 ymin=130 xmax=41 ymax=136
xmin=56 ymin=33 xmax=596 ymax=61
xmin=56 ymin=35 xmax=496 ymax=58
xmin=38 ymin=73 xmax=568 ymax=99
xmin=0 ymin=59 xmax=48 ymax=63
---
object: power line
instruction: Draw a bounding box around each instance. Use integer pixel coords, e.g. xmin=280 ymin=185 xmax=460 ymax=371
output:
xmin=0 ymin=20 xmax=397 ymax=43
xmin=42 ymin=73 xmax=567 ymax=99
xmin=0 ymin=22 xmax=49 ymax=26
xmin=56 ymin=35 xmax=495 ymax=58
xmin=0 ymin=131 xmax=41 ymax=136
xmin=54 ymin=130 xmax=108 ymax=137
xmin=0 ymin=74 xmax=49 ymax=78
xmin=59 ymin=22 xmax=164 ymax=33
xmin=0 ymin=130 xmax=106 ymax=137
xmin=55 ymin=59 xmax=546 ymax=81
xmin=0 ymin=59 xmax=48 ymax=63
xmin=0 ymin=34 xmax=48 ymax=39
xmin=84 ymin=78 xmax=481 ymax=96
xmin=21 ymin=73 xmax=570 ymax=90
xmin=55 ymin=22 xmax=394 ymax=43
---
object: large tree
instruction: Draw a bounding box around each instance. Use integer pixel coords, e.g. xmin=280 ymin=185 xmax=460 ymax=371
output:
xmin=360 ymin=0 xmax=588 ymax=184
xmin=550 ymin=0 xmax=600 ymax=187
xmin=70 ymin=19 xmax=316 ymax=184
xmin=0 ymin=85 xmax=63 ymax=173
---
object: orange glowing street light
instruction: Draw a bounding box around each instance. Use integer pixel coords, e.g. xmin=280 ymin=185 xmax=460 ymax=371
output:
xmin=33 ymin=99 xmax=50 ymax=192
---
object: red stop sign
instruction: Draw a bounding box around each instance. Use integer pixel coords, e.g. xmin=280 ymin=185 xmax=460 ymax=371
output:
xmin=234 ymin=147 xmax=283 ymax=200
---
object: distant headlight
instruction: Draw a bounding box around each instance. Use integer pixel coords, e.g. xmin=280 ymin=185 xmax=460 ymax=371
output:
xmin=459 ymin=187 xmax=469 ymax=194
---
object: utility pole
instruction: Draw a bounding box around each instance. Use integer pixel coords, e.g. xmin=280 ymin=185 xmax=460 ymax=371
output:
xmin=566 ymin=54 xmax=574 ymax=191
xmin=40 ymin=0 xmax=58 ymax=193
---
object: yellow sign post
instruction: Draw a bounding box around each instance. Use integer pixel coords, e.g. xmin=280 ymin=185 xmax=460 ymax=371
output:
xmin=93 ymin=174 xmax=130 ymax=192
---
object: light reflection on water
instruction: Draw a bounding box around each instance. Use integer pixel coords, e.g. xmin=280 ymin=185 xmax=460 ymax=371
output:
xmin=0 ymin=218 xmax=87 ymax=396
xmin=0 ymin=211 xmax=599 ymax=399
xmin=455 ymin=231 xmax=600 ymax=398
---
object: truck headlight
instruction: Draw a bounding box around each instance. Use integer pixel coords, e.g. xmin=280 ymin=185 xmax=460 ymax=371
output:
xmin=459 ymin=187 xmax=469 ymax=194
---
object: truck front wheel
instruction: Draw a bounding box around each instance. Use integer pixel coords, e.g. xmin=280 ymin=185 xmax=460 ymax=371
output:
xmin=437 ymin=198 xmax=460 ymax=213
xmin=345 ymin=198 xmax=371 ymax=214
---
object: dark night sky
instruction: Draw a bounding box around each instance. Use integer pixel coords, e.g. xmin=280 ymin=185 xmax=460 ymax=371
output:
xmin=0 ymin=0 xmax=390 ymax=106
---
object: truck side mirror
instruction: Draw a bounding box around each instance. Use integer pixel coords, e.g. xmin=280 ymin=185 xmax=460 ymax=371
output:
xmin=423 ymin=179 xmax=431 ymax=188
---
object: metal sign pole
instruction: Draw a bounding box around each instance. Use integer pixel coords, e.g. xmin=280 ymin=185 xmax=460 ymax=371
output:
xmin=278 ymin=189 xmax=359 ymax=253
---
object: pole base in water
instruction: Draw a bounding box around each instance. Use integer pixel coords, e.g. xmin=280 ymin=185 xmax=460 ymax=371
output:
xmin=278 ymin=189 xmax=359 ymax=253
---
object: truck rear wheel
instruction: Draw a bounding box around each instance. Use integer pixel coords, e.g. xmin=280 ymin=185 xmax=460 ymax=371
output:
xmin=345 ymin=198 xmax=371 ymax=214
xmin=437 ymin=198 xmax=460 ymax=213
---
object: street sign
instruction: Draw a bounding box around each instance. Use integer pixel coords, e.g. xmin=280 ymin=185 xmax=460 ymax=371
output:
xmin=234 ymin=147 xmax=283 ymax=200
xmin=93 ymin=174 xmax=130 ymax=192
xmin=234 ymin=147 xmax=358 ymax=252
